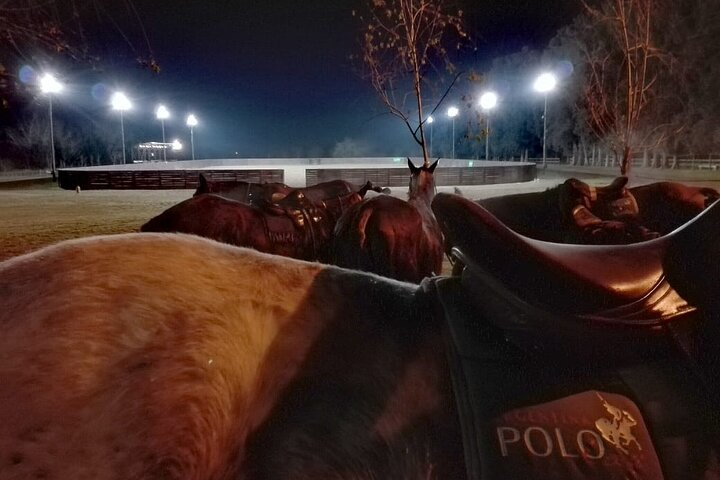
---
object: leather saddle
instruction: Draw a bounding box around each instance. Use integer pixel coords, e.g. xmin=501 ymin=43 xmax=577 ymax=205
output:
xmin=426 ymin=193 xmax=720 ymax=480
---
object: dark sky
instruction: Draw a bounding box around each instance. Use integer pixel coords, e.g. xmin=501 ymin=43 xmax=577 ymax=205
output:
xmin=67 ymin=0 xmax=581 ymax=158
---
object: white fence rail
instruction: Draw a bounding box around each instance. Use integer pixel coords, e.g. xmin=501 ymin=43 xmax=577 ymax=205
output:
xmin=567 ymin=153 xmax=720 ymax=170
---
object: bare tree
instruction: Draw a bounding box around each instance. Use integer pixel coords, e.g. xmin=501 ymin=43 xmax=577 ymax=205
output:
xmin=1 ymin=1 xmax=158 ymax=101
xmin=355 ymin=0 xmax=467 ymax=166
xmin=580 ymin=0 xmax=664 ymax=174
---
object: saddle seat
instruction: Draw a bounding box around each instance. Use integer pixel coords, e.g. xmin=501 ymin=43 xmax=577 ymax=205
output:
xmin=433 ymin=193 xmax=720 ymax=330
xmin=261 ymin=190 xmax=328 ymax=228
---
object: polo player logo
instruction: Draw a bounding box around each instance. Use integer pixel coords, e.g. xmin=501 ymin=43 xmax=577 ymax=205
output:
xmin=594 ymin=393 xmax=642 ymax=454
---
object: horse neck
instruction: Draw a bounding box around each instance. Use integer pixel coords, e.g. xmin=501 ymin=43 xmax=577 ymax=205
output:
xmin=408 ymin=179 xmax=436 ymax=207
xmin=409 ymin=185 xmax=440 ymax=231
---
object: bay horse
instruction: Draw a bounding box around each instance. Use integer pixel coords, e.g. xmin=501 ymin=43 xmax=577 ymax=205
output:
xmin=331 ymin=158 xmax=444 ymax=283
xmin=141 ymin=182 xmax=376 ymax=261
xmin=195 ymin=173 xmax=379 ymax=205
xmin=0 ymin=193 xmax=719 ymax=479
xmin=478 ymin=176 xmax=719 ymax=244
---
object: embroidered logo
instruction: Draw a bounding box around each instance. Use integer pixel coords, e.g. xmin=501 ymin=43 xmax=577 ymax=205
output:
xmin=594 ymin=393 xmax=641 ymax=454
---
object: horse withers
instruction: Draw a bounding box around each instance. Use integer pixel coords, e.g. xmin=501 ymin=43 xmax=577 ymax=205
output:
xmin=1 ymin=194 xmax=719 ymax=479
xmin=331 ymin=158 xmax=444 ymax=283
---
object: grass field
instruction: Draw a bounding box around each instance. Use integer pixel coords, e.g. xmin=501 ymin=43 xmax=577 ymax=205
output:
xmin=5 ymin=171 xmax=705 ymax=267
xmin=0 ymin=182 xmax=192 ymax=261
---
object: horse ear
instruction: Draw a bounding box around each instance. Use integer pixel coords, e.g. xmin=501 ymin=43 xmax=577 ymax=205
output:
xmin=428 ymin=159 xmax=439 ymax=173
xmin=408 ymin=158 xmax=420 ymax=174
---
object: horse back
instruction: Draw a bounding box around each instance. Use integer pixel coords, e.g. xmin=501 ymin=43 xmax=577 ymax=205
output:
xmin=630 ymin=182 xmax=720 ymax=233
xmin=303 ymin=180 xmax=355 ymax=203
xmin=333 ymin=195 xmax=442 ymax=283
xmin=0 ymin=234 xmax=460 ymax=479
xmin=195 ymin=174 xmax=290 ymax=204
xmin=141 ymin=194 xmax=267 ymax=247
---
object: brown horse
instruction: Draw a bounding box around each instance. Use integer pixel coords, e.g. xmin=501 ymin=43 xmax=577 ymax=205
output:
xmin=141 ymin=183 xmax=374 ymax=261
xmin=331 ymin=158 xmax=444 ymax=283
xmin=478 ymin=177 xmax=719 ymax=244
xmin=194 ymin=173 xmax=290 ymax=204
xmin=628 ymin=181 xmax=720 ymax=233
xmin=195 ymin=173 xmax=380 ymax=205
xmin=0 ymin=194 xmax=719 ymax=479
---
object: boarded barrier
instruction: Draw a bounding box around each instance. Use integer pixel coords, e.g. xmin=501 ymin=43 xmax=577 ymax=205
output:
xmin=59 ymin=169 xmax=284 ymax=190
xmin=306 ymin=164 xmax=535 ymax=187
xmin=59 ymin=162 xmax=535 ymax=190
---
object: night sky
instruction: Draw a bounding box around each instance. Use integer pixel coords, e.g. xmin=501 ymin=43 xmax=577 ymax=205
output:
xmin=51 ymin=0 xmax=581 ymax=158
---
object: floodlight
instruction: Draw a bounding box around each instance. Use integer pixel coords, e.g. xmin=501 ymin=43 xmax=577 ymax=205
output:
xmin=111 ymin=92 xmax=131 ymax=111
xmin=39 ymin=73 xmax=62 ymax=94
xmin=534 ymin=73 xmax=557 ymax=93
xmin=479 ymin=92 xmax=498 ymax=111
xmin=156 ymin=105 xmax=170 ymax=120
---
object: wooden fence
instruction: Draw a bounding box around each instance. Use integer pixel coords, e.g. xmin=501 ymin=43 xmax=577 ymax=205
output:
xmin=568 ymin=151 xmax=720 ymax=170
xmin=59 ymin=163 xmax=535 ymax=190
xmin=59 ymin=169 xmax=284 ymax=190
xmin=306 ymin=164 xmax=535 ymax=187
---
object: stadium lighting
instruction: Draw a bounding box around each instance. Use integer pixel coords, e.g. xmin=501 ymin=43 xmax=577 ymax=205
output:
xmin=39 ymin=73 xmax=63 ymax=94
xmin=156 ymin=105 xmax=170 ymax=161
xmin=427 ymin=115 xmax=434 ymax=157
xmin=447 ymin=106 xmax=459 ymax=159
xmin=186 ymin=114 xmax=198 ymax=160
xmin=39 ymin=73 xmax=63 ymax=180
xmin=111 ymin=92 xmax=132 ymax=164
xmin=171 ymin=139 xmax=183 ymax=151
xmin=534 ymin=73 xmax=557 ymax=168
xmin=479 ymin=92 xmax=498 ymax=110
xmin=479 ymin=92 xmax=498 ymax=161
xmin=534 ymin=72 xmax=557 ymax=93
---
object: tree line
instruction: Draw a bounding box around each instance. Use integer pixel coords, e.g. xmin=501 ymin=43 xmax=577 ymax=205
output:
xmin=455 ymin=0 xmax=720 ymax=173
xmin=358 ymin=0 xmax=719 ymax=175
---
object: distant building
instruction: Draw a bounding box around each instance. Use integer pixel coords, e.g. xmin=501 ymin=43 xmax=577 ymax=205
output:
xmin=132 ymin=141 xmax=184 ymax=163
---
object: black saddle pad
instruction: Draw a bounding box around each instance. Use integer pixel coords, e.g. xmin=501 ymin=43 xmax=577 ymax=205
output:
xmin=426 ymin=276 xmax=720 ymax=480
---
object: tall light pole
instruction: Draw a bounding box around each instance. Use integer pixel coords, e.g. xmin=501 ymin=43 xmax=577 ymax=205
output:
xmin=111 ymin=92 xmax=131 ymax=164
xmin=156 ymin=104 xmax=170 ymax=162
xmin=534 ymin=72 xmax=557 ymax=169
xmin=186 ymin=114 xmax=198 ymax=160
xmin=39 ymin=73 xmax=63 ymax=181
xmin=426 ymin=115 xmax=434 ymax=158
xmin=479 ymin=91 xmax=498 ymax=161
xmin=447 ymin=106 xmax=459 ymax=159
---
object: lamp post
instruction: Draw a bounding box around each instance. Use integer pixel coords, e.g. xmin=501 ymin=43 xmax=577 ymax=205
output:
xmin=156 ymin=105 xmax=170 ymax=162
xmin=426 ymin=115 xmax=434 ymax=158
xmin=111 ymin=92 xmax=131 ymax=164
xmin=479 ymin=91 xmax=498 ymax=161
xmin=39 ymin=73 xmax=63 ymax=181
xmin=534 ymin=73 xmax=557 ymax=169
xmin=171 ymin=139 xmax=183 ymax=160
xmin=447 ymin=106 xmax=459 ymax=159
xmin=186 ymin=114 xmax=198 ymax=160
